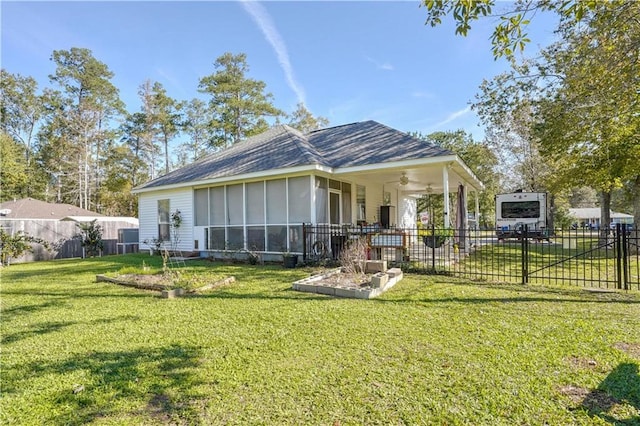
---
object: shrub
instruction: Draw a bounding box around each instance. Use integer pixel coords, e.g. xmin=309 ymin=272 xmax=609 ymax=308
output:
xmin=76 ymin=219 xmax=104 ymax=258
xmin=339 ymin=236 xmax=368 ymax=277
xmin=0 ymin=229 xmax=51 ymax=266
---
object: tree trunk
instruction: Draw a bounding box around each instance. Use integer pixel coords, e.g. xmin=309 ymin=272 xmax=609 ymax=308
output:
xmin=599 ymin=191 xmax=611 ymax=241
xmin=630 ymin=175 xmax=640 ymax=255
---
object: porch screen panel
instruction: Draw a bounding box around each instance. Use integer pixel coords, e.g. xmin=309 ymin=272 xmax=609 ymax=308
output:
xmin=227 ymin=184 xmax=243 ymax=225
xmin=246 ymin=182 xmax=265 ymax=224
xmin=288 ymin=176 xmax=311 ymax=223
xmin=267 ymin=225 xmax=287 ymax=252
xmin=247 ymin=226 xmax=265 ymax=251
xmin=342 ymin=182 xmax=352 ymax=224
xmin=194 ymin=188 xmax=208 ymax=226
xmin=315 ymin=177 xmax=328 ymax=223
xmin=208 ymin=228 xmax=225 ymax=250
xmin=227 ymin=226 xmax=244 ymax=250
xmin=266 ymin=179 xmax=287 ymax=224
xmin=209 ymin=187 xmax=225 ymax=226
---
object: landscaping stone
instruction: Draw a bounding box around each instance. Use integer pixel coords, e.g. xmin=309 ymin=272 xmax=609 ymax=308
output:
xmin=161 ymin=289 xmax=177 ymax=299
xmin=316 ymin=286 xmax=336 ymax=296
xmin=291 ymin=266 xmax=404 ymax=299
xmin=371 ymin=273 xmax=389 ymax=289
xmin=365 ymin=260 xmax=387 ymax=273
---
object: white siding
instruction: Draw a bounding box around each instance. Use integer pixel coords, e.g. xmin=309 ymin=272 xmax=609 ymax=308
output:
xmin=138 ymin=188 xmax=194 ymax=252
xmin=368 ymin=184 xmax=384 ymax=224
xmin=350 ymin=180 xmax=384 ymax=224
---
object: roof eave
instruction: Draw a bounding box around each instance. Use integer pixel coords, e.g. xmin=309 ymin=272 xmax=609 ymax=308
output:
xmin=132 ymin=163 xmax=332 ymax=194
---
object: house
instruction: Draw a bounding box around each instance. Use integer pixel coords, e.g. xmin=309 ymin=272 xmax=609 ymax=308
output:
xmin=132 ymin=121 xmax=483 ymax=257
xmin=569 ymin=207 xmax=634 ymax=230
xmin=0 ymin=198 xmax=139 ymax=262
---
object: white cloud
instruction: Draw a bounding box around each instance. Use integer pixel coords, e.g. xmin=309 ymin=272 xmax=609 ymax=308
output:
xmin=430 ymin=106 xmax=472 ymax=128
xmin=365 ymin=55 xmax=394 ymax=71
xmin=411 ymin=91 xmax=435 ymax=99
xmin=240 ymin=0 xmax=306 ymax=105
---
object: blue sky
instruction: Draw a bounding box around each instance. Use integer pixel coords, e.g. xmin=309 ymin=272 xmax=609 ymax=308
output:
xmin=2 ymin=1 xmax=558 ymax=141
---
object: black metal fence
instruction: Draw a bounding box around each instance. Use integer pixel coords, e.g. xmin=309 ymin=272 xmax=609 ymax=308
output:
xmin=302 ymin=223 xmax=640 ymax=291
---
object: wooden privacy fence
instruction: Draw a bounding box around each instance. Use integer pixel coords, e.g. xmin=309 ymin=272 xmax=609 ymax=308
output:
xmin=0 ymin=219 xmax=139 ymax=263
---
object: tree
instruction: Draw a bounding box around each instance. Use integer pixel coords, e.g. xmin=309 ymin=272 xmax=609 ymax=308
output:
xmin=177 ymin=98 xmax=211 ymax=164
xmin=120 ymin=112 xmax=155 ymax=188
xmin=470 ymin=2 xmax=640 ymax=232
xmin=475 ymin=85 xmax=552 ymax=192
xmin=0 ymin=132 xmax=29 ymax=201
xmin=412 ymin=130 xmax=500 ymax=228
xmin=149 ymin=82 xmax=182 ymax=175
xmin=287 ymin=103 xmax=329 ymax=133
xmin=532 ymin=2 xmax=640 ymax=230
xmin=76 ymin=219 xmax=104 ymax=258
xmin=198 ymin=52 xmax=283 ymax=148
xmin=39 ymin=48 xmax=124 ymax=211
xmin=569 ymin=187 xmax=598 ymax=208
xmin=420 ymin=0 xmax=613 ymax=58
xmin=0 ymin=70 xmax=46 ymax=197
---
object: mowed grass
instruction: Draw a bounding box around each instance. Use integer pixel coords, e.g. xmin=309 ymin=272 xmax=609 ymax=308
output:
xmin=1 ymin=254 xmax=639 ymax=425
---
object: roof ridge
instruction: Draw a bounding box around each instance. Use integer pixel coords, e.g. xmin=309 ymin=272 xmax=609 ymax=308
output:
xmin=281 ymin=126 xmax=326 ymax=166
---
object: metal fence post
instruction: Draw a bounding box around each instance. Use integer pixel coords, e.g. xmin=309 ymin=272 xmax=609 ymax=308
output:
xmin=302 ymin=223 xmax=307 ymax=262
xmin=431 ymin=223 xmax=436 ymax=272
xmin=522 ymin=224 xmax=529 ymax=285
xmin=615 ymin=223 xmax=623 ymax=290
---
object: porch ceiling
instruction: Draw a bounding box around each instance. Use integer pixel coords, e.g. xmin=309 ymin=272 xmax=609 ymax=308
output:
xmin=335 ymin=158 xmax=483 ymax=195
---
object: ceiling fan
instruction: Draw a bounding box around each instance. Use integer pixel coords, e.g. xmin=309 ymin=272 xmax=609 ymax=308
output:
xmin=399 ymin=172 xmax=409 ymax=186
xmin=384 ymin=171 xmax=420 ymax=187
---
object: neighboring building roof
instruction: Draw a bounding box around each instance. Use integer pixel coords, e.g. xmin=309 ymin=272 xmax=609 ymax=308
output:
xmin=134 ymin=120 xmax=454 ymax=192
xmin=0 ymin=198 xmax=105 ymax=220
xmin=61 ymin=216 xmax=139 ymax=225
xmin=568 ymin=208 xmax=633 ymax=220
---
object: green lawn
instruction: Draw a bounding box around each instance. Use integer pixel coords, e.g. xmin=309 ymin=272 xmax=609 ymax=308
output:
xmin=1 ymin=254 xmax=639 ymax=425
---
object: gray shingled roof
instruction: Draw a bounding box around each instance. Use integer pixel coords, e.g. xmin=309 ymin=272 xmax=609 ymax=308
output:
xmin=0 ymin=198 xmax=104 ymax=220
xmin=135 ymin=120 xmax=453 ymax=191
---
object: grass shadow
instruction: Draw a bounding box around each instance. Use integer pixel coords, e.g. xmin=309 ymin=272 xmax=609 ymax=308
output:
xmin=15 ymin=344 xmax=204 ymax=425
xmin=582 ymin=362 xmax=640 ymax=425
xmin=1 ymin=321 xmax=75 ymax=345
xmin=0 ymin=300 xmax=68 ymax=321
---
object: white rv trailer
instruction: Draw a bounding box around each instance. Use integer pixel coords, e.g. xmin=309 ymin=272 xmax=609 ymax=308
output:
xmin=495 ymin=192 xmax=550 ymax=239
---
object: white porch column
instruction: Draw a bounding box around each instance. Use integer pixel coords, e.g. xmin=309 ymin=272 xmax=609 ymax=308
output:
xmin=442 ymin=165 xmax=450 ymax=228
xmin=463 ymin=185 xmax=469 ymax=229
xmin=474 ymin=190 xmax=480 ymax=230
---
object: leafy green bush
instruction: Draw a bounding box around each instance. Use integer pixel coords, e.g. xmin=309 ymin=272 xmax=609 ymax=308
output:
xmin=76 ymin=219 xmax=104 ymax=258
xmin=0 ymin=229 xmax=51 ymax=266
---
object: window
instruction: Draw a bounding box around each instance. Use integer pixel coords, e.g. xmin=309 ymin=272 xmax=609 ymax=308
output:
xmin=315 ymin=177 xmax=328 ymax=223
xmin=342 ymin=182 xmax=352 ymax=223
xmin=501 ymin=201 xmax=540 ymax=219
xmin=158 ymin=199 xmax=170 ymax=241
xmin=329 ymin=191 xmax=341 ymax=224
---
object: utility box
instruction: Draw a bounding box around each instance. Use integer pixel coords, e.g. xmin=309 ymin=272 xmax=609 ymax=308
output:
xmin=117 ymin=228 xmax=139 ymax=254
